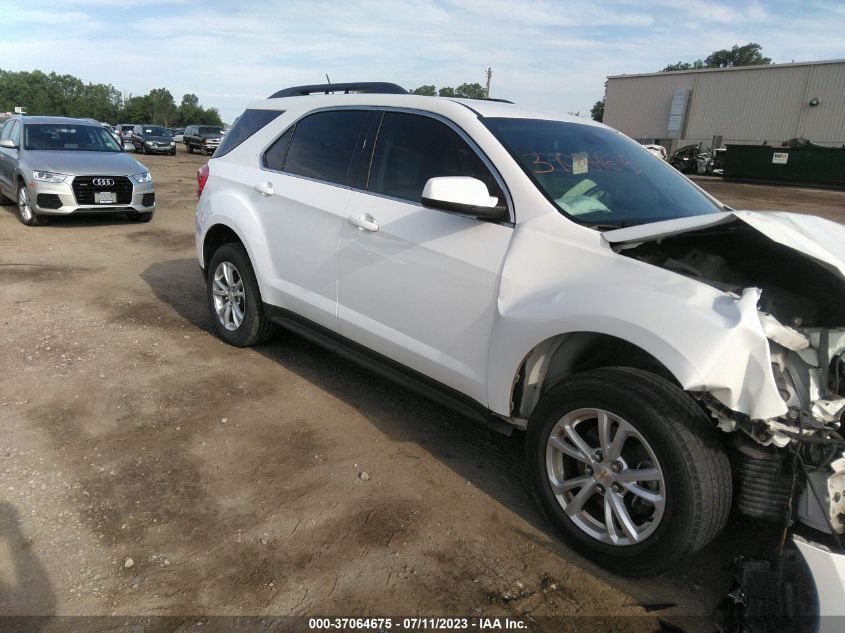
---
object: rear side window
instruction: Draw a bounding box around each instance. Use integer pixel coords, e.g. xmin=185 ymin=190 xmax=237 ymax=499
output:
xmin=263 ymin=127 xmax=294 ymax=171
xmin=283 ymin=110 xmax=371 ymax=187
xmin=368 ymin=112 xmax=504 ymax=204
xmin=216 ymin=109 xmax=283 ymax=157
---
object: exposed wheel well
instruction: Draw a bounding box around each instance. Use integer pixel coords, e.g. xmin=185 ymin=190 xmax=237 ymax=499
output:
xmin=511 ymin=332 xmax=678 ymax=422
xmin=203 ymin=225 xmax=242 ymax=271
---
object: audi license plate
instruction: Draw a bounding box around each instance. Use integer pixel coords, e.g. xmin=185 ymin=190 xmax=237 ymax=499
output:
xmin=94 ymin=191 xmax=115 ymax=204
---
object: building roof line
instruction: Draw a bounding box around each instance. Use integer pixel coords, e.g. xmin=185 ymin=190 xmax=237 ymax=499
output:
xmin=607 ymin=58 xmax=845 ymax=80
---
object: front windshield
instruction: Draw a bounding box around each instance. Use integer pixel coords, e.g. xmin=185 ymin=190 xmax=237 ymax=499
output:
xmin=482 ymin=118 xmax=721 ymax=227
xmin=198 ymin=126 xmax=223 ymax=135
xmin=24 ymin=124 xmax=122 ymax=152
xmin=143 ymin=126 xmax=170 ymax=136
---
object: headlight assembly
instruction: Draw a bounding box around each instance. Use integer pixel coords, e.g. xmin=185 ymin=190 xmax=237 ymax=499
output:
xmin=132 ymin=172 xmax=152 ymax=184
xmin=32 ymin=170 xmax=69 ymax=183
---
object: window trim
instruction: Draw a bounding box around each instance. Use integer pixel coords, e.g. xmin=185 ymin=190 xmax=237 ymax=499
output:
xmin=259 ymin=105 xmax=514 ymax=224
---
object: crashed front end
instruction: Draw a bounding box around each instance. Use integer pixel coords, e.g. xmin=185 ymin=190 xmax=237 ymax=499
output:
xmin=607 ymin=210 xmax=845 ymax=622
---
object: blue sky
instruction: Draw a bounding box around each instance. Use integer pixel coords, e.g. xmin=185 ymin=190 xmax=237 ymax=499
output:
xmin=0 ymin=0 xmax=843 ymax=123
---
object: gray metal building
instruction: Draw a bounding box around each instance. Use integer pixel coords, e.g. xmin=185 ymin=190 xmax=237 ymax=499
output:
xmin=604 ymin=59 xmax=845 ymax=150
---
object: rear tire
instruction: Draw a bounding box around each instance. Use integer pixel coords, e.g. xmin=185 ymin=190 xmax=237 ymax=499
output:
xmin=206 ymin=243 xmax=275 ymax=347
xmin=526 ymin=367 xmax=731 ymax=576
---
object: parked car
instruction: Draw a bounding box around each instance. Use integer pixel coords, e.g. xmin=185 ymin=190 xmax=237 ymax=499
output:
xmin=184 ymin=125 xmax=223 ymax=155
xmin=642 ymin=143 xmax=667 ymax=160
xmin=170 ymin=128 xmax=185 ymax=143
xmin=0 ymin=115 xmax=155 ymax=225
xmin=194 ymin=82 xmax=845 ymax=606
xmin=113 ymin=123 xmax=136 ymax=150
xmin=130 ymin=124 xmax=176 ymax=155
xmin=669 ymin=142 xmax=703 ymax=173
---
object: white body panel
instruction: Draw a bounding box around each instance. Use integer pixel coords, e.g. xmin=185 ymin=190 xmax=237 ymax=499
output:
xmin=794 ymin=537 xmax=845 ymax=630
xmin=338 ymin=191 xmax=512 ymax=405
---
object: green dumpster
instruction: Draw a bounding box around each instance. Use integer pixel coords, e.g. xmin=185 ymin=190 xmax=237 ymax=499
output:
xmin=724 ymin=145 xmax=845 ymax=188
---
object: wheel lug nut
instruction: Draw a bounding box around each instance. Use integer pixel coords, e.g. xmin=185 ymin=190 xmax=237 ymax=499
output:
xmin=596 ymin=484 xmax=605 ymax=494
xmin=594 ymin=450 xmax=603 ymax=462
xmin=610 ymin=461 xmax=622 ymax=473
xmin=585 ymin=465 xmax=593 ymax=475
xmin=612 ymin=483 xmax=623 ymax=494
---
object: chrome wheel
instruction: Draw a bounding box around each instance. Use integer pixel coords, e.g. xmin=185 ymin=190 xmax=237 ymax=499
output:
xmin=18 ymin=187 xmax=33 ymax=222
xmin=546 ymin=408 xmax=665 ymax=546
xmin=211 ymin=261 xmax=245 ymax=331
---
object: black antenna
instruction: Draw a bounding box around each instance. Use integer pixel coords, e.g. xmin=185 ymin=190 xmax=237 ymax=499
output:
xmin=325 ymin=74 xmax=331 ymax=85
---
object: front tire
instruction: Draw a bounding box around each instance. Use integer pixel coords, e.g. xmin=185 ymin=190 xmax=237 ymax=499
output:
xmin=527 ymin=367 xmax=731 ymax=576
xmin=187 ymin=143 xmax=193 ymax=154
xmin=206 ymin=243 xmax=275 ymax=347
xmin=17 ymin=184 xmax=48 ymax=226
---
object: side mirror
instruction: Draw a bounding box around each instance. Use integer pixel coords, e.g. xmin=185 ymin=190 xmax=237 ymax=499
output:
xmin=421 ymin=176 xmax=508 ymax=222
xmin=0 ymin=139 xmax=18 ymax=149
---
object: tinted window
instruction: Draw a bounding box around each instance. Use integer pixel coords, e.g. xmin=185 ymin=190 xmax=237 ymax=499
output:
xmin=284 ymin=110 xmax=370 ymax=187
xmin=482 ymin=118 xmax=720 ymax=227
xmin=263 ymin=127 xmax=294 ymax=171
xmin=368 ymin=112 xmax=503 ymax=204
xmin=23 ymin=124 xmax=121 ymax=152
xmin=217 ymin=109 xmax=283 ymax=157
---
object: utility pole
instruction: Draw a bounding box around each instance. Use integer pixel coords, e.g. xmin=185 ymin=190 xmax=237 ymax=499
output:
xmin=485 ymin=67 xmax=492 ymax=98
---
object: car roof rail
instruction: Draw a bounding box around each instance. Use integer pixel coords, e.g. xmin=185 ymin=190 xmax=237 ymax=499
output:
xmin=268 ymin=82 xmax=408 ymax=98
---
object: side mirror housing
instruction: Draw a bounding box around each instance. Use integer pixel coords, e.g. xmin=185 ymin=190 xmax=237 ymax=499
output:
xmin=421 ymin=177 xmax=508 ymax=222
xmin=0 ymin=139 xmax=18 ymax=149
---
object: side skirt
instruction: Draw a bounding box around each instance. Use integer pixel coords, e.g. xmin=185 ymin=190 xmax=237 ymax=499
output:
xmin=264 ymin=304 xmax=513 ymax=436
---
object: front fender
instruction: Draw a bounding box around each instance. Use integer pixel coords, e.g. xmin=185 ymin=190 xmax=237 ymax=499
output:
xmin=488 ymin=215 xmax=786 ymax=421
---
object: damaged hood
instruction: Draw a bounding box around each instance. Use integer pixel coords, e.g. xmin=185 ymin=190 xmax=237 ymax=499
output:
xmin=603 ymin=211 xmax=845 ymax=281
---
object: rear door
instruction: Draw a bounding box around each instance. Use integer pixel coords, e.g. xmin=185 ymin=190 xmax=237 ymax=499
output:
xmin=337 ymin=111 xmax=513 ymax=405
xmin=246 ymin=109 xmax=378 ymax=333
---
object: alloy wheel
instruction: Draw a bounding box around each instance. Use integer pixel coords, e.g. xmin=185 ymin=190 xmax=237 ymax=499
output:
xmin=211 ymin=261 xmax=246 ymax=331
xmin=545 ymin=408 xmax=666 ymax=546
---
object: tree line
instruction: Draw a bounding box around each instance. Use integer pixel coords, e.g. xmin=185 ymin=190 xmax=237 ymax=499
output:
xmin=0 ymin=69 xmax=223 ymax=126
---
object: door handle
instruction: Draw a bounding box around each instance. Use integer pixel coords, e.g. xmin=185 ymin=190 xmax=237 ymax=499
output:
xmin=254 ymin=181 xmax=274 ymax=196
xmin=347 ymin=213 xmax=379 ymax=232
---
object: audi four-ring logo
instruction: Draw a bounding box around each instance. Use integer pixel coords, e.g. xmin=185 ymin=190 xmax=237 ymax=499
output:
xmin=92 ymin=178 xmax=115 ymax=186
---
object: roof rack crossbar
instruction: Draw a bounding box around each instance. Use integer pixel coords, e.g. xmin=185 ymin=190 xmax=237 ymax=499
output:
xmin=269 ymin=82 xmax=408 ymax=99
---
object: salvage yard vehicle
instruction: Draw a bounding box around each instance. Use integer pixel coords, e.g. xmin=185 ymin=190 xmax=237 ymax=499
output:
xmin=0 ymin=115 xmax=155 ymax=225
xmin=184 ymin=124 xmax=223 ymax=155
xmin=195 ymin=83 xmax=845 ymax=611
xmin=130 ymin=124 xmax=176 ymax=155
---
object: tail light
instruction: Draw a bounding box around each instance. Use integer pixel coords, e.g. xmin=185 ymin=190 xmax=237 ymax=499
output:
xmin=196 ymin=164 xmax=209 ymax=199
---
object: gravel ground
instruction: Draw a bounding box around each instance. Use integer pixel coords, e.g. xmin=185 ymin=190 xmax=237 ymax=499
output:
xmin=1 ymin=150 xmax=843 ymax=632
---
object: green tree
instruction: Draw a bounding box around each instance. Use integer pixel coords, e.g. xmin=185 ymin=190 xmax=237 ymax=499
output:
xmin=590 ymin=99 xmax=604 ymax=122
xmin=411 ymin=85 xmax=436 ymax=96
xmin=704 ymin=43 xmax=771 ymax=68
xmin=453 ymin=82 xmax=486 ymax=99
xmin=437 ymin=86 xmax=456 ymax=97
xmin=662 ymin=43 xmax=771 ymax=72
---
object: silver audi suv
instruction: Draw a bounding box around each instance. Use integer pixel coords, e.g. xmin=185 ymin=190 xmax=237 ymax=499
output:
xmin=0 ymin=115 xmax=156 ymax=226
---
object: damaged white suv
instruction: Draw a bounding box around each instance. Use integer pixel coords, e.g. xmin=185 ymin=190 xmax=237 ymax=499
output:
xmin=196 ymin=83 xmax=845 ymax=597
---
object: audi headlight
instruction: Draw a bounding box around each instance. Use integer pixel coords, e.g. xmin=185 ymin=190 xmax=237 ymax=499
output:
xmin=32 ymin=170 xmax=69 ymax=183
xmin=132 ymin=172 xmax=152 ymax=184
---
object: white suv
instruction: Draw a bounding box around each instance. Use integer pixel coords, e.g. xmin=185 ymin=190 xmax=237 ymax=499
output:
xmin=196 ymin=83 xmax=845 ymax=590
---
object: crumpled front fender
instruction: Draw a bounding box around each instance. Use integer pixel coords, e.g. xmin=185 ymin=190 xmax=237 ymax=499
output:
xmin=488 ymin=216 xmax=787 ymax=420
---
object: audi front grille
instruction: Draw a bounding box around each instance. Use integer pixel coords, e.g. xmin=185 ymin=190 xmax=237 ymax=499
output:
xmin=72 ymin=176 xmax=134 ymax=205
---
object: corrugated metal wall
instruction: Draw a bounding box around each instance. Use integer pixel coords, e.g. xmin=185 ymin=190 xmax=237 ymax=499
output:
xmin=604 ymin=61 xmax=845 ymax=147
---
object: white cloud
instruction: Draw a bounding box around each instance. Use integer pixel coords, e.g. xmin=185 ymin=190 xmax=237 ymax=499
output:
xmin=0 ymin=0 xmax=842 ymax=122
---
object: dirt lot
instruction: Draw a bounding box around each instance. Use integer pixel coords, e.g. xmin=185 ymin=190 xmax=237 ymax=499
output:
xmin=1 ymin=151 xmax=843 ymax=631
